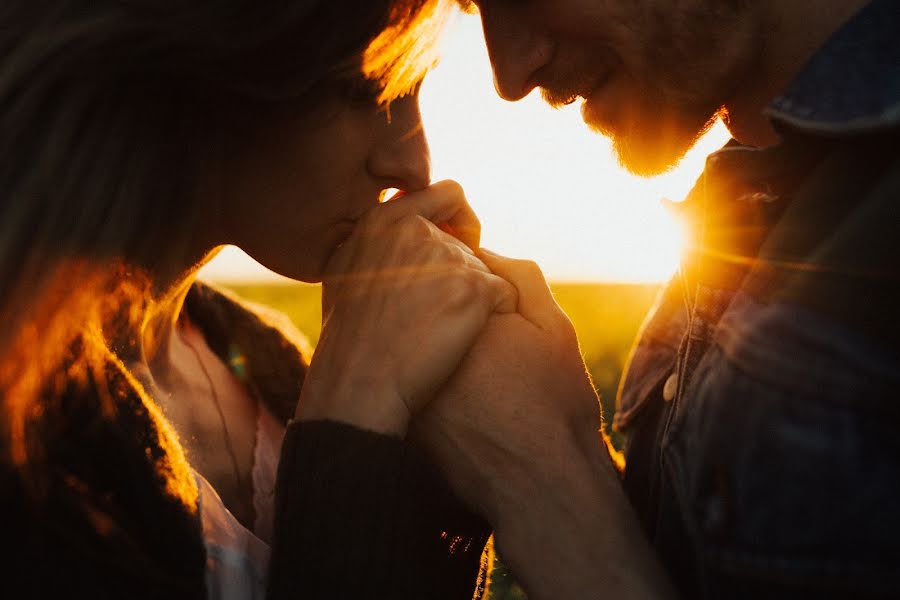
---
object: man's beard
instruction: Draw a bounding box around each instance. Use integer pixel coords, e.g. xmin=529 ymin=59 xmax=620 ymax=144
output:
xmin=608 ymin=0 xmax=754 ymax=175
xmin=582 ymin=86 xmax=722 ymax=176
xmin=538 ymin=61 xmax=727 ymax=176
xmin=537 ymin=0 xmax=755 ymax=176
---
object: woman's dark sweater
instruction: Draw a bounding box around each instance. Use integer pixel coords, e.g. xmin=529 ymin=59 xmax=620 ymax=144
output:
xmin=2 ymin=282 xmax=489 ymax=599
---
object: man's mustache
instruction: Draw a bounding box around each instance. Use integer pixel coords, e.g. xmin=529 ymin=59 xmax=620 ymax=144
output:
xmin=534 ymin=65 xmax=613 ymax=109
xmin=540 ymin=87 xmax=582 ymax=108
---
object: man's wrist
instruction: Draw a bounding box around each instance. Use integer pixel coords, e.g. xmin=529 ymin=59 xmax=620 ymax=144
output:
xmin=489 ymin=432 xmax=674 ymax=600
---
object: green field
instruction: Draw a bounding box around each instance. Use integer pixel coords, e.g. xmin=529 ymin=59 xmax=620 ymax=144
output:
xmin=221 ymin=280 xmax=661 ymax=599
xmin=223 ymin=281 xmax=660 ymax=430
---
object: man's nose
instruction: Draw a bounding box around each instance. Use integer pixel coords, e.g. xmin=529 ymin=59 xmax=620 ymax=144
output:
xmin=367 ymin=95 xmax=431 ymax=192
xmin=480 ymin=5 xmax=553 ymax=102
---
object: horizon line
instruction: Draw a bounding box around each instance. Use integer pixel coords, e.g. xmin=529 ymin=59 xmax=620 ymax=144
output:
xmin=201 ymin=275 xmax=667 ymax=287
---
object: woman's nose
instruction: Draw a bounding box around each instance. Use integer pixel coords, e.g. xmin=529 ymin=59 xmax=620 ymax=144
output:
xmin=480 ymin=4 xmax=553 ymax=102
xmin=367 ymin=94 xmax=431 ymax=192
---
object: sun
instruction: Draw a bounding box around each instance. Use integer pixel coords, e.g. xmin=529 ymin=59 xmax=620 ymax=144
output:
xmin=416 ymin=13 xmax=730 ymax=283
xmin=200 ymin=13 xmax=731 ymax=285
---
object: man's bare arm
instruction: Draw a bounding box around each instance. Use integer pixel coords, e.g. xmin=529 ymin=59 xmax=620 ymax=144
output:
xmin=411 ymin=252 xmax=675 ymax=599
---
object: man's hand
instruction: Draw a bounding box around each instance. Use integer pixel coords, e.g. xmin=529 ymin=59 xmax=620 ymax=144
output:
xmin=296 ymin=182 xmax=517 ymax=437
xmin=410 ymin=251 xmax=675 ymax=600
xmin=409 ymin=251 xmax=605 ymax=523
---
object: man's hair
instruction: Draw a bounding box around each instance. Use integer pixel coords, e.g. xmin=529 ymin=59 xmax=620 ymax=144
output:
xmin=0 ymin=0 xmax=455 ymax=466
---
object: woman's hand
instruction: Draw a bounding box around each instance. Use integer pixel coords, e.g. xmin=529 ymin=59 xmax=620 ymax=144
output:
xmin=295 ymin=181 xmax=518 ymax=437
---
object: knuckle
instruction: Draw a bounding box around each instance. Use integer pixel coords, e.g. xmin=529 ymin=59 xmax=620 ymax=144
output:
xmin=418 ymin=241 xmax=468 ymax=274
xmin=445 ymin=242 xmax=470 ymax=265
xmin=391 ymin=215 xmax=433 ymax=247
xmin=517 ymin=259 xmax=542 ymax=276
xmin=462 ymin=267 xmax=487 ymax=290
xmin=398 ymin=214 xmax=433 ymax=237
xmin=444 ymin=269 xmax=481 ymax=304
xmin=429 ymin=242 xmax=453 ymax=265
xmin=507 ymin=258 xmax=545 ymax=282
xmin=433 ymin=179 xmax=466 ymax=200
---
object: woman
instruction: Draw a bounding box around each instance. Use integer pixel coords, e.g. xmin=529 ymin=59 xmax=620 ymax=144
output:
xmin=0 ymin=0 xmax=514 ymax=597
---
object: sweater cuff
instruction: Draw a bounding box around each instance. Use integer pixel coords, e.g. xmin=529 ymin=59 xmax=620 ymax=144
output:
xmin=267 ymin=420 xmax=491 ymax=600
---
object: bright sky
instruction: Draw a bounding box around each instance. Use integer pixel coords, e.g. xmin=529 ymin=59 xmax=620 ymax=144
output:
xmin=200 ymin=13 xmax=731 ymax=284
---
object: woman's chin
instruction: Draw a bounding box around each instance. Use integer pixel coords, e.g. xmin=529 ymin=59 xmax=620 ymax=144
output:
xmin=271 ymin=265 xmax=323 ymax=284
xmin=233 ymin=252 xmax=323 ymax=286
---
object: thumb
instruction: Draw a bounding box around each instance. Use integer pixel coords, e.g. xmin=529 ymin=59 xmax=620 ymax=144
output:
xmin=483 ymin=273 xmax=519 ymax=314
xmin=478 ymin=249 xmax=559 ymax=327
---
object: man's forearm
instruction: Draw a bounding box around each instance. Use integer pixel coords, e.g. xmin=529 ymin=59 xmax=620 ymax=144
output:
xmin=490 ymin=434 xmax=676 ymax=600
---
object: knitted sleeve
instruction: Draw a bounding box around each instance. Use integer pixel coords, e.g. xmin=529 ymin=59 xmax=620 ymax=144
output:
xmin=267 ymin=420 xmax=491 ymax=600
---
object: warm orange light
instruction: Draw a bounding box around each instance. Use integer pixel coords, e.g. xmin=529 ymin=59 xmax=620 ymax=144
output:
xmin=202 ymin=13 xmax=731 ymax=285
xmin=363 ymin=0 xmax=456 ymax=104
xmin=417 ymin=14 xmax=730 ymax=283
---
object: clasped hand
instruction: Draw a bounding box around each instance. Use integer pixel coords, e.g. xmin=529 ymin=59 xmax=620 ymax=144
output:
xmin=296 ymin=181 xmax=517 ymax=436
xmin=297 ymin=179 xmax=605 ymax=534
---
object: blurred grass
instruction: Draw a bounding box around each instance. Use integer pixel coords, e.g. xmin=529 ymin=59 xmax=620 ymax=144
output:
xmin=548 ymin=283 xmax=660 ymax=444
xmin=220 ymin=280 xmax=660 ymax=600
xmin=223 ymin=281 xmax=659 ymax=430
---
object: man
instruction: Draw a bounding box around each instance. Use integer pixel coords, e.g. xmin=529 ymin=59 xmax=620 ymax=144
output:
xmin=411 ymin=0 xmax=900 ymax=597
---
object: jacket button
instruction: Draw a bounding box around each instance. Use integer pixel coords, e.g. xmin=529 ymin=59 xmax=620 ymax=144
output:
xmin=663 ymin=373 xmax=679 ymax=402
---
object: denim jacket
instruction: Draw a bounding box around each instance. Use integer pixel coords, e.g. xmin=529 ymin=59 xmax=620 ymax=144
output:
xmin=615 ymin=1 xmax=900 ymax=597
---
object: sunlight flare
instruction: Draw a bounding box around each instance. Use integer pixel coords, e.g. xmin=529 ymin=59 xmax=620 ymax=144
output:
xmin=201 ymin=13 xmax=730 ymax=284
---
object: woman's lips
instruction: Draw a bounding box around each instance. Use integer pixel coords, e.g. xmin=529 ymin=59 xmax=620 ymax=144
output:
xmin=335 ymin=192 xmax=391 ymax=238
xmin=340 ymin=187 xmax=406 ymax=231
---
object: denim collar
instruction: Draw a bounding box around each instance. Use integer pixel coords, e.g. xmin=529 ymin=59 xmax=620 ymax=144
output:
xmin=766 ymin=0 xmax=900 ymax=135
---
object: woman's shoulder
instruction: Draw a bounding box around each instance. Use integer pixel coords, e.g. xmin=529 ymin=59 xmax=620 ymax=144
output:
xmin=1 ymin=351 xmax=207 ymax=597
xmin=185 ymin=280 xmax=309 ymax=424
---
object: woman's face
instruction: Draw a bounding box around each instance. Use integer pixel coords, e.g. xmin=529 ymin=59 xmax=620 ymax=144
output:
xmin=212 ymin=83 xmax=431 ymax=282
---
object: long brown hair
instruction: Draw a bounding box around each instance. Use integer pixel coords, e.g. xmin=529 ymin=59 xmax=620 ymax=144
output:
xmin=0 ymin=0 xmax=454 ymax=477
